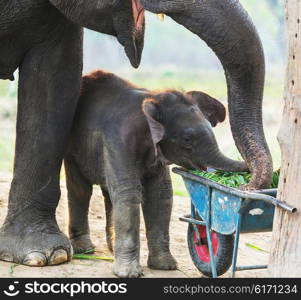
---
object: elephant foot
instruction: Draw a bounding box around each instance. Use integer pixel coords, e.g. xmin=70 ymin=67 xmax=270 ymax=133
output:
xmin=113 ymin=259 xmax=143 ymax=278
xmin=71 ymin=234 xmax=95 ymax=254
xmin=0 ymin=216 xmax=72 ymax=266
xmin=148 ymin=251 xmax=177 ymax=270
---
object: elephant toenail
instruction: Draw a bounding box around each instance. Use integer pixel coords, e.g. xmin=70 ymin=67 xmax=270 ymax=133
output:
xmin=49 ymin=249 xmax=68 ymax=265
xmin=23 ymin=252 xmax=47 ymax=266
xmin=0 ymin=253 xmax=13 ymax=262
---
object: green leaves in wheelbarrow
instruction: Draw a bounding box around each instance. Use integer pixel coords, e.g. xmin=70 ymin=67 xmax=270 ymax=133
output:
xmin=191 ymin=169 xmax=280 ymax=189
xmin=73 ymin=254 xmax=114 ymax=262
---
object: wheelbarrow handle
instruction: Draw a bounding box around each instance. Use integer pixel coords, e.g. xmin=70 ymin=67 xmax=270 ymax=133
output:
xmin=274 ymin=200 xmax=297 ymax=213
xmin=251 ymin=192 xmax=297 ymax=213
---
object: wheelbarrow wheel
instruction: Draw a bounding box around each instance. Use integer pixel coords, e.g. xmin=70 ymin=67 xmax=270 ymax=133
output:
xmin=187 ymin=222 xmax=234 ymax=277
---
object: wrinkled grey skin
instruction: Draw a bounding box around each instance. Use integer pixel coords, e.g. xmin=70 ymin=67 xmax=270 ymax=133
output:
xmin=65 ymin=70 xmax=248 ymax=277
xmin=0 ymin=0 xmax=271 ymax=267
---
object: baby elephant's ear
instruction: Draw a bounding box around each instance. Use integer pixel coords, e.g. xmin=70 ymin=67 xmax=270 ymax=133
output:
xmin=142 ymin=98 xmax=165 ymax=155
xmin=187 ymin=91 xmax=226 ymax=127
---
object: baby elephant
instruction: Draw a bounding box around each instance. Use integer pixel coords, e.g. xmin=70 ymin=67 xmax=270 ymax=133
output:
xmin=65 ymin=70 xmax=247 ymax=278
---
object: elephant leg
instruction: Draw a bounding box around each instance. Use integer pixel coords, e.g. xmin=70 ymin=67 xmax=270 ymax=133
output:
xmin=142 ymin=167 xmax=177 ymax=270
xmin=112 ymin=197 xmax=143 ymax=278
xmin=103 ymin=168 xmax=142 ymax=277
xmin=101 ymin=186 xmax=114 ymax=253
xmin=65 ymin=156 xmax=94 ymax=254
xmin=103 ymin=152 xmax=143 ymax=277
xmin=0 ymin=22 xmax=83 ymax=266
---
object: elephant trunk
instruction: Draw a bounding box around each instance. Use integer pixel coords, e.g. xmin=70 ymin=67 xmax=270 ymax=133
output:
xmin=201 ymin=148 xmax=248 ymax=173
xmin=196 ymin=127 xmax=249 ymax=173
xmin=141 ymin=0 xmax=273 ymax=189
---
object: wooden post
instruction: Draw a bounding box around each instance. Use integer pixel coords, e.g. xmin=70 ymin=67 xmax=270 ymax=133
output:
xmin=269 ymin=0 xmax=301 ymax=277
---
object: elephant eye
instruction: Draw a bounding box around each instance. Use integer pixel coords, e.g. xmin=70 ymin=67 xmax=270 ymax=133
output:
xmin=183 ymin=134 xmax=193 ymax=149
xmin=184 ymin=135 xmax=191 ymax=143
xmin=182 ymin=128 xmax=195 ymax=146
xmin=190 ymin=106 xmax=198 ymax=113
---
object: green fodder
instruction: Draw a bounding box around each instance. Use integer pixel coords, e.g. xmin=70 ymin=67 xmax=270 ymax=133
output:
xmin=190 ymin=169 xmax=280 ymax=189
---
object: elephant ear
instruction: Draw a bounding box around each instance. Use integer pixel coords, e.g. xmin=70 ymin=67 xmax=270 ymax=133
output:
xmin=142 ymin=98 xmax=165 ymax=155
xmin=187 ymin=91 xmax=226 ymax=127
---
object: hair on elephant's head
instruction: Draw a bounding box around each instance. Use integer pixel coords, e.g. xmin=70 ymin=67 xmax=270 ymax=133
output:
xmin=142 ymin=90 xmax=248 ymax=172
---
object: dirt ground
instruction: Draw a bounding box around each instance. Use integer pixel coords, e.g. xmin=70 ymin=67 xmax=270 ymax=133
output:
xmin=0 ymin=172 xmax=271 ymax=278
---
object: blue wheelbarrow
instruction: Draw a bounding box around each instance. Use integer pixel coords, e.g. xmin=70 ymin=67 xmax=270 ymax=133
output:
xmin=172 ymin=167 xmax=297 ymax=278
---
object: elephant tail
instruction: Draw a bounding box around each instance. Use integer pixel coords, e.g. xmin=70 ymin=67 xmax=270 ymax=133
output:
xmin=102 ymin=187 xmax=114 ymax=253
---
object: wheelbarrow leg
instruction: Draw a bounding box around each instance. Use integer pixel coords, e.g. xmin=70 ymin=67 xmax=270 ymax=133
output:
xmin=190 ymin=204 xmax=202 ymax=246
xmin=231 ymin=214 xmax=242 ymax=278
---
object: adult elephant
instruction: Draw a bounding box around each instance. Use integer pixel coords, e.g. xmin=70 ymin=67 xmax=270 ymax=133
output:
xmin=0 ymin=0 xmax=272 ymax=266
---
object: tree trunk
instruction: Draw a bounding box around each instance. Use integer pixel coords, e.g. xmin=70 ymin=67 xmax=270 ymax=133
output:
xmin=269 ymin=0 xmax=301 ymax=277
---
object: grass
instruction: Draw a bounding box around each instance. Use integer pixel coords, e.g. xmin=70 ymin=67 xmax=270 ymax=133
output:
xmin=120 ymin=68 xmax=284 ymax=101
xmin=73 ymin=254 xmax=114 ymax=262
xmin=0 ymin=81 xmax=8 ymax=97
xmin=0 ymin=80 xmax=17 ymax=98
xmin=245 ymin=243 xmax=269 ymax=254
xmin=9 ymin=264 xmax=19 ymax=277
xmin=0 ymin=138 xmax=15 ymax=172
xmin=171 ymin=169 xmax=189 ymax=197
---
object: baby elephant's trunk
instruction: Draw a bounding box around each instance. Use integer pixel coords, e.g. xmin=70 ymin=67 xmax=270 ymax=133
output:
xmin=204 ymin=149 xmax=249 ymax=172
xmin=198 ymin=124 xmax=249 ymax=173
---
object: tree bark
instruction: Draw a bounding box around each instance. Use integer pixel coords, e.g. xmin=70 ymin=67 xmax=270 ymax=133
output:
xmin=269 ymin=0 xmax=301 ymax=277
